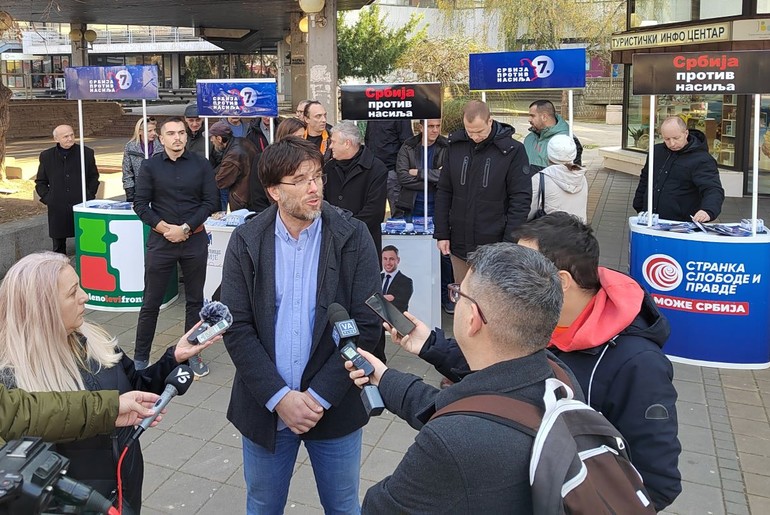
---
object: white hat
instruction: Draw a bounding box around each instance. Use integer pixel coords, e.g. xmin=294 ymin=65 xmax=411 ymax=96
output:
xmin=547 ymin=134 xmax=577 ymax=165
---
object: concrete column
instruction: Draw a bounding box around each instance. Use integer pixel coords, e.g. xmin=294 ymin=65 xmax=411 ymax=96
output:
xmin=171 ymin=53 xmax=180 ymax=89
xmin=305 ymin=0 xmax=338 ymax=124
xmin=290 ymin=12 xmax=307 ymax=111
xmin=276 ymin=40 xmax=288 ymax=102
xmin=69 ymin=23 xmax=89 ymax=67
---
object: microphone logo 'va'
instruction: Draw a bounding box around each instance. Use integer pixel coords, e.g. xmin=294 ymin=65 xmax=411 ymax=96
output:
xmin=176 ymin=368 xmax=191 ymax=384
xmin=336 ymin=320 xmax=358 ymax=338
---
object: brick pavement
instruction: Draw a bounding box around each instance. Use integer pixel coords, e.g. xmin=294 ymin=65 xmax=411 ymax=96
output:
xmin=65 ymin=119 xmax=770 ymax=513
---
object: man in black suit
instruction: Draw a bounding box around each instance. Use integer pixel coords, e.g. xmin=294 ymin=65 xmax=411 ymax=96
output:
xmin=381 ymin=245 xmax=414 ymax=313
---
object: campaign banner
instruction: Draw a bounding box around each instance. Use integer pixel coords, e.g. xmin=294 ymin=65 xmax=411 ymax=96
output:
xmin=632 ymin=51 xmax=770 ymax=95
xmin=340 ymin=83 xmax=441 ymax=121
xmin=629 ymin=230 xmax=770 ymax=366
xmin=196 ymin=79 xmax=278 ymax=117
xmin=469 ymin=48 xmax=586 ymax=91
xmin=64 ymin=66 xmax=159 ymax=100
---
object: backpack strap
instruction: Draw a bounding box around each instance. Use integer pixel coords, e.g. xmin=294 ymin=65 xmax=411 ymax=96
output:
xmin=430 ymin=394 xmax=543 ymax=432
xmin=538 ymin=172 xmax=546 ymax=212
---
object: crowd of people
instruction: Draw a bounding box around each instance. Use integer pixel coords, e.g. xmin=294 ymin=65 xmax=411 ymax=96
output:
xmin=15 ymin=95 xmax=732 ymax=513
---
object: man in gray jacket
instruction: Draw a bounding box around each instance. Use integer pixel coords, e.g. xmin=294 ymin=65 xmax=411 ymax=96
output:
xmin=348 ymin=242 xmax=567 ymax=513
xmin=220 ymin=137 xmax=381 ymax=514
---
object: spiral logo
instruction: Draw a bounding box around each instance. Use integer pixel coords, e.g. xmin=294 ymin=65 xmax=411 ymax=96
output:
xmin=642 ymin=254 xmax=683 ymax=292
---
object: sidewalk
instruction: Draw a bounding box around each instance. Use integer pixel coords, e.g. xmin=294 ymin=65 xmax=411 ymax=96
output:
xmin=26 ymin=118 xmax=770 ymax=514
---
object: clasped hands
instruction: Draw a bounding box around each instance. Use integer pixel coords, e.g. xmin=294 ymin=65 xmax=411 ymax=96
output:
xmin=155 ymin=221 xmax=189 ymax=243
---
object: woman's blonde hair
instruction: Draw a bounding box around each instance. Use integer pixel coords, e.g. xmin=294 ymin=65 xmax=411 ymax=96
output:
xmin=0 ymin=252 xmax=121 ymax=392
xmin=130 ymin=117 xmax=156 ymax=144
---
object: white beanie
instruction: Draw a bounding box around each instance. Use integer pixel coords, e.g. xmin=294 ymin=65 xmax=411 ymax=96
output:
xmin=547 ymin=134 xmax=577 ymax=165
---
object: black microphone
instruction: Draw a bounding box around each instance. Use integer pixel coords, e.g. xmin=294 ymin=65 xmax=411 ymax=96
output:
xmin=328 ymin=303 xmax=384 ymax=416
xmin=127 ymin=365 xmax=194 ymax=446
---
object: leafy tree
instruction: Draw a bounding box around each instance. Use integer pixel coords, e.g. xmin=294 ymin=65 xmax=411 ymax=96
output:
xmin=0 ymin=12 xmax=19 ymax=181
xmin=337 ymin=4 xmax=426 ymax=83
xmin=396 ymin=36 xmax=489 ymax=96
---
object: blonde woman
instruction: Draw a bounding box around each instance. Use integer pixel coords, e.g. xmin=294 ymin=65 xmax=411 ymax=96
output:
xmin=122 ymin=117 xmax=163 ymax=202
xmin=0 ymin=252 xmax=218 ymax=513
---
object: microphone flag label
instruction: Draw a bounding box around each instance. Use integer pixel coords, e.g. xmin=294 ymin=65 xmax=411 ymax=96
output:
xmin=176 ymin=368 xmax=191 ymax=384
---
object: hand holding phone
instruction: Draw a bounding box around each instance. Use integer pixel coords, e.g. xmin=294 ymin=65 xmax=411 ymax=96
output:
xmin=365 ymin=292 xmax=416 ymax=337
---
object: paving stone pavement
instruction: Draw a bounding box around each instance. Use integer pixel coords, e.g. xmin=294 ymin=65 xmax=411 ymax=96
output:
xmin=67 ymin=118 xmax=770 ymax=513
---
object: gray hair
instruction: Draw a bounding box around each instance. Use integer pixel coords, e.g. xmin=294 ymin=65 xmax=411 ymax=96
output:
xmin=466 ymin=243 xmax=563 ymax=354
xmin=331 ymin=121 xmax=361 ymax=146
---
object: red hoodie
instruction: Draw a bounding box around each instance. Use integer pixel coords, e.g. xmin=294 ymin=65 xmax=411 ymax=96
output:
xmin=550 ymin=267 xmax=645 ymax=352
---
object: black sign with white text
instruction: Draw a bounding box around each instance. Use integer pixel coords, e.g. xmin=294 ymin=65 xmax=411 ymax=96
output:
xmin=633 ymin=51 xmax=770 ymax=95
xmin=340 ymin=82 xmax=442 ymax=121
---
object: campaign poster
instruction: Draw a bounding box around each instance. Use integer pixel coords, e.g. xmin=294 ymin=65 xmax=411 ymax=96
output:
xmin=196 ymin=79 xmax=278 ymax=117
xmin=64 ymin=66 xmax=159 ymax=100
xmin=340 ymin=83 xmax=442 ymax=121
xmin=469 ymin=48 xmax=587 ymax=90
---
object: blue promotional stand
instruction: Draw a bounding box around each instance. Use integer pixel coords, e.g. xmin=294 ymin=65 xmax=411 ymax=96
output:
xmin=630 ymin=219 xmax=770 ymax=369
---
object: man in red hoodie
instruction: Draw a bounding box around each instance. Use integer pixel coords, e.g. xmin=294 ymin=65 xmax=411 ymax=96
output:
xmin=390 ymin=212 xmax=682 ymax=512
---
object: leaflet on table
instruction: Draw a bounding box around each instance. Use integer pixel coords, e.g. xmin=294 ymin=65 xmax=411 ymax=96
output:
xmin=206 ymin=208 xmax=255 ymax=227
xmin=84 ymin=200 xmax=133 ymax=210
xmin=635 ymin=219 xmax=764 ymax=236
xmin=381 ymin=217 xmax=434 ymax=235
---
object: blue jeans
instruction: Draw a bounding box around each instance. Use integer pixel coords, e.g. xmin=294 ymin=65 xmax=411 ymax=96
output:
xmin=242 ymin=428 xmax=362 ymax=515
xmin=219 ymin=188 xmax=229 ymax=211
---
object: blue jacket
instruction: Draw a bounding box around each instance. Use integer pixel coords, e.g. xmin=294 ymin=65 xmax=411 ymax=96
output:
xmin=418 ymin=282 xmax=681 ymax=511
xmin=220 ymin=202 xmax=382 ymax=451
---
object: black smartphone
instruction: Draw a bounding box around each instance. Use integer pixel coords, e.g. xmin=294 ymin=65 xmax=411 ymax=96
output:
xmin=365 ymin=292 xmax=416 ymax=337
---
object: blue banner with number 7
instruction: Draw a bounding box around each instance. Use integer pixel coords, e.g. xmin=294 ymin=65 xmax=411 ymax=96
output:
xmin=469 ymin=49 xmax=586 ymax=91
xmin=196 ymin=79 xmax=278 ymax=117
xmin=64 ymin=66 xmax=159 ymax=100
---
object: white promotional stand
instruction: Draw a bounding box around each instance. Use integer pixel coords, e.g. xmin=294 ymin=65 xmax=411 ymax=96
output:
xmin=203 ymin=223 xmax=236 ymax=300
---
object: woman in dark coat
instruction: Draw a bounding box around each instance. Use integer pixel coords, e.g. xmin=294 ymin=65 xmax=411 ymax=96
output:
xmin=0 ymin=252 xmax=218 ymax=513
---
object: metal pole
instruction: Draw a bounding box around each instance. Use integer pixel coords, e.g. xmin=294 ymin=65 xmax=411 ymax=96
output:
xmin=423 ymin=119 xmax=429 ymax=233
xmin=204 ymin=117 xmax=210 ymax=160
xmin=647 ymin=95 xmax=656 ymax=227
xmin=568 ymin=89 xmax=574 ymax=138
xmin=481 ymin=91 xmax=486 ymax=103
xmin=752 ymin=94 xmax=760 ymax=236
xmin=142 ymin=99 xmax=149 ymax=158
xmin=78 ymin=99 xmax=87 ymax=206
xmin=269 ymin=117 xmax=275 ymax=144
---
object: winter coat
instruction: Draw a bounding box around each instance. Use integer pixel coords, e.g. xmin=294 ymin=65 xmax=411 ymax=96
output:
xmin=394 ymin=134 xmax=449 ymax=213
xmin=529 ymin=163 xmax=588 ymax=222
xmin=365 ymin=120 xmax=414 ymax=170
xmin=363 ymin=350 xmax=580 ymax=513
xmin=0 ymin=385 xmax=118 ymax=446
xmin=244 ymin=118 xmax=276 ymax=153
xmin=0 ymin=342 xmax=180 ymax=512
xmin=35 ymin=144 xmax=100 ymax=238
xmin=122 ymin=139 xmax=163 ymax=198
xmin=434 ymin=120 xmax=531 ymax=260
xmin=324 ymin=146 xmax=388 ymax=256
xmin=186 ymin=128 xmax=207 ymax=157
xmin=215 ymin=137 xmax=257 ymax=211
xmin=523 ymin=114 xmax=571 ymax=167
xmin=633 ymin=129 xmax=724 ymax=221
xmin=417 ymin=268 xmax=682 ymax=512
xmin=220 ymin=202 xmax=382 ymax=450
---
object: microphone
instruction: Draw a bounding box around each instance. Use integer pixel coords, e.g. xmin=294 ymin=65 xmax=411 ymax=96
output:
xmin=128 ymin=365 xmax=194 ymax=445
xmin=328 ymin=303 xmax=384 ymax=416
xmin=187 ymin=301 xmax=232 ymax=344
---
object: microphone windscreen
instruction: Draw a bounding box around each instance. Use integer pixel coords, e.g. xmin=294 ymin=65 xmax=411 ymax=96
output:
xmin=165 ymin=365 xmax=194 ymax=396
xmin=327 ymin=303 xmax=350 ymax=325
xmin=199 ymin=301 xmax=232 ymax=326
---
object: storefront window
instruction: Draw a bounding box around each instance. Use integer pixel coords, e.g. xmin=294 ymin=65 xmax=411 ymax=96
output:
xmin=625 ymin=67 xmax=736 ymax=168
xmin=633 ymin=0 xmax=742 ymax=25
xmin=747 ymin=95 xmax=770 ymax=194
xmin=759 ymin=0 xmax=770 ymax=14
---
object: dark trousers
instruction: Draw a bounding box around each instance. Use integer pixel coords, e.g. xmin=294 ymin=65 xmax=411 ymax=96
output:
xmin=440 ymin=253 xmax=454 ymax=305
xmin=134 ymin=231 xmax=207 ymax=362
xmin=52 ymin=237 xmax=68 ymax=255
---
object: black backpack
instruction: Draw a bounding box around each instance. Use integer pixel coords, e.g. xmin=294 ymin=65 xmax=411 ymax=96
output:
xmin=431 ymin=362 xmax=655 ymax=515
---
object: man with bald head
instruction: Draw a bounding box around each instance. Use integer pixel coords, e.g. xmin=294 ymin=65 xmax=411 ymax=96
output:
xmin=633 ymin=116 xmax=724 ymax=222
xmin=35 ymin=124 xmax=100 ymax=254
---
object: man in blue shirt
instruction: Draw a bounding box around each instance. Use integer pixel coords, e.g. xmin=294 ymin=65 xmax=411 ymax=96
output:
xmin=220 ymin=137 xmax=381 ymax=514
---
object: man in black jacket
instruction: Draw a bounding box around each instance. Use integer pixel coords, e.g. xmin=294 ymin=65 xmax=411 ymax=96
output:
xmin=35 ymin=124 xmax=100 ymax=254
xmin=348 ymin=243 xmax=567 ymax=513
xmin=434 ymin=100 xmax=531 ymax=284
xmin=365 ymin=119 xmax=413 ymax=213
xmin=393 ymin=213 xmax=682 ymax=511
xmin=633 ymin=116 xmax=724 ymax=222
xmin=324 ymin=120 xmax=387 ymax=257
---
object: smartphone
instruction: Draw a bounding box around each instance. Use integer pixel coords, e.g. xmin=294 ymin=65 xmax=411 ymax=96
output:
xmin=186 ymin=319 xmax=231 ymax=345
xmin=365 ymin=292 xmax=416 ymax=337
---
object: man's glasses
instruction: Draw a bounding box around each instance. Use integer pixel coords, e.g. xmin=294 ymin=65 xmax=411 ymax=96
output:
xmin=447 ymin=283 xmax=488 ymax=324
xmin=279 ymin=173 xmax=327 ymax=188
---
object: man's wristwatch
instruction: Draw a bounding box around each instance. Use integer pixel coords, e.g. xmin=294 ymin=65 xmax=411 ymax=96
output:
xmin=182 ymin=223 xmax=191 ymax=235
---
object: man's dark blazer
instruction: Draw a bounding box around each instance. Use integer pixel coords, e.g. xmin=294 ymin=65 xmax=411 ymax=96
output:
xmin=382 ymin=270 xmax=414 ymax=313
